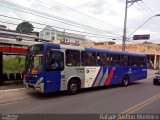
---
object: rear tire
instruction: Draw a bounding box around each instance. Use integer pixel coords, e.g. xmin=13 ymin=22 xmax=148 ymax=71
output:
xmin=122 ymin=76 xmax=129 ymax=87
xmin=68 ymin=80 xmax=79 ymax=95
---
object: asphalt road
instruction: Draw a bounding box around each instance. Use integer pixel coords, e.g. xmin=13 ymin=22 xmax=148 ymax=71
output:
xmin=0 ymin=75 xmax=159 ymax=114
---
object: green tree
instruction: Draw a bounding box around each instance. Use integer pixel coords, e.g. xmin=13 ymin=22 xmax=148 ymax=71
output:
xmin=16 ymin=21 xmax=34 ymax=33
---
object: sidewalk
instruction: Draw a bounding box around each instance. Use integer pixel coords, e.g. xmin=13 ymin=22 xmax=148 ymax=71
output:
xmin=0 ymin=82 xmax=24 ymax=91
xmin=0 ymin=87 xmax=32 ymax=105
xmin=148 ymin=69 xmax=158 ymax=76
xmin=0 ymin=82 xmax=31 ymax=105
xmin=148 ymin=69 xmax=158 ymax=72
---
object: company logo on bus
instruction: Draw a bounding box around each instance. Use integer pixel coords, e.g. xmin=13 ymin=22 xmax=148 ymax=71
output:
xmin=86 ymin=70 xmax=89 ymax=73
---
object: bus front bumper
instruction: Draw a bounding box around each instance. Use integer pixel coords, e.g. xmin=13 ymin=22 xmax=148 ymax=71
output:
xmin=24 ymin=82 xmax=44 ymax=93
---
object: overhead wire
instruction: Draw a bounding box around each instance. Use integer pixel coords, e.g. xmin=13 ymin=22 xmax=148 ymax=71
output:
xmin=33 ymin=0 xmax=123 ymax=33
xmin=0 ymin=0 xmax=122 ymax=37
xmin=0 ymin=4 xmax=121 ymax=37
xmin=142 ymin=1 xmax=160 ymax=24
xmin=0 ymin=15 xmax=122 ymax=38
xmin=126 ymin=1 xmax=159 ymax=39
xmin=0 ymin=16 xmax=122 ymax=39
xmin=29 ymin=0 xmax=119 ymax=35
xmin=135 ymin=2 xmax=159 ymax=24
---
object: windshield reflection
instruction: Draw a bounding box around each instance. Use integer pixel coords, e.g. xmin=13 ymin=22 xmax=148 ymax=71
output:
xmin=25 ymin=53 xmax=43 ymax=74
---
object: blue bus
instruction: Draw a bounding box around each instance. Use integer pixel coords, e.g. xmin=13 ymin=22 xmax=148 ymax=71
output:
xmin=24 ymin=43 xmax=147 ymax=94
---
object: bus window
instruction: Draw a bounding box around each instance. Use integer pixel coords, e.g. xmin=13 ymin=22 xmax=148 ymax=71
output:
xmin=46 ymin=51 xmax=64 ymax=71
xmin=66 ymin=50 xmax=80 ymax=66
xmin=131 ymin=56 xmax=139 ymax=66
xmin=97 ymin=53 xmax=109 ymax=66
xmin=131 ymin=56 xmax=146 ymax=67
xmin=25 ymin=54 xmax=43 ymax=74
xmin=139 ymin=57 xmax=146 ymax=66
xmin=110 ymin=54 xmax=120 ymax=66
xmin=81 ymin=51 xmax=96 ymax=66
xmin=120 ymin=55 xmax=130 ymax=66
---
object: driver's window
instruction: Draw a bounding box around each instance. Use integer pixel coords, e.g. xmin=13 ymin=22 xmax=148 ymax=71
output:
xmin=46 ymin=51 xmax=64 ymax=71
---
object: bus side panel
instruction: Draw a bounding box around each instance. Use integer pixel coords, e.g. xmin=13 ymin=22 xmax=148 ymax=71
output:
xmin=64 ymin=67 xmax=85 ymax=90
xmin=85 ymin=67 xmax=101 ymax=88
xmin=97 ymin=66 xmax=121 ymax=86
xmin=109 ymin=66 xmax=130 ymax=85
xmin=98 ymin=67 xmax=108 ymax=86
xmin=141 ymin=66 xmax=147 ymax=79
xmin=130 ymin=66 xmax=147 ymax=82
xmin=132 ymin=66 xmax=147 ymax=81
xmin=44 ymin=71 xmax=61 ymax=93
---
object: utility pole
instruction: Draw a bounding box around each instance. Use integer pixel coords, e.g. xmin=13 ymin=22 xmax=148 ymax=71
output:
xmin=0 ymin=52 xmax=2 ymax=74
xmin=122 ymin=0 xmax=142 ymax=51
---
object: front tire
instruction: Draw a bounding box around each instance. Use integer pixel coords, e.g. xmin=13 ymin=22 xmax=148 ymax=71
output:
xmin=122 ymin=76 xmax=129 ymax=87
xmin=68 ymin=81 xmax=79 ymax=95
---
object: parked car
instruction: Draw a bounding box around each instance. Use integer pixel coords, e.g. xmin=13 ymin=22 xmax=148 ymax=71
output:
xmin=153 ymin=70 xmax=160 ymax=85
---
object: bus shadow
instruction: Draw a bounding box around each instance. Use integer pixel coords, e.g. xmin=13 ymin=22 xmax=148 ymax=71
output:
xmin=79 ymin=82 xmax=140 ymax=94
xmin=26 ymin=90 xmax=68 ymax=100
xmin=26 ymin=82 xmax=141 ymax=99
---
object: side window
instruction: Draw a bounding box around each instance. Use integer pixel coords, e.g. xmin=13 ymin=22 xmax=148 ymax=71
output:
xmin=97 ymin=53 xmax=109 ymax=66
xmin=131 ymin=56 xmax=138 ymax=66
xmin=81 ymin=51 xmax=96 ymax=66
xmin=120 ymin=55 xmax=130 ymax=66
xmin=131 ymin=56 xmax=146 ymax=67
xmin=110 ymin=54 xmax=120 ymax=66
xmin=66 ymin=50 xmax=80 ymax=66
xmin=46 ymin=51 xmax=64 ymax=71
xmin=139 ymin=57 xmax=146 ymax=66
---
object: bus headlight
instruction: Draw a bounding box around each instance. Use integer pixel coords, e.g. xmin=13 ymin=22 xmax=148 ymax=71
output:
xmin=36 ymin=77 xmax=43 ymax=84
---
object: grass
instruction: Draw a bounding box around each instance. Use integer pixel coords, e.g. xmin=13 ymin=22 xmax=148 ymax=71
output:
xmin=3 ymin=56 xmax=25 ymax=74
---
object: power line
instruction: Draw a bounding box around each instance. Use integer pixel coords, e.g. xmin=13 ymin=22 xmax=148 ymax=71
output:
xmin=0 ymin=14 xmax=121 ymax=38
xmin=142 ymin=1 xmax=157 ymax=16
xmin=127 ymin=3 xmax=159 ymax=37
xmin=34 ymin=0 xmax=122 ymax=34
xmin=0 ymin=3 xmax=121 ymax=37
xmin=33 ymin=0 xmax=123 ymax=32
xmin=0 ymin=17 xmax=122 ymax=40
xmin=0 ymin=0 xmax=122 ymax=37
xmin=135 ymin=2 xmax=159 ymax=24
xmin=142 ymin=1 xmax=160 ymax=24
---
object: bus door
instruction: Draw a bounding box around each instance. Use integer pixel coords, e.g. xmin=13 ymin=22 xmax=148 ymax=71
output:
xmin=45 ymin=50 xmax=64 ymax=92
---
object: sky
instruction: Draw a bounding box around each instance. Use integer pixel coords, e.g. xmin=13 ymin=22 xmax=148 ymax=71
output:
xmin=0 ymin=0 xmax=160 ymax=44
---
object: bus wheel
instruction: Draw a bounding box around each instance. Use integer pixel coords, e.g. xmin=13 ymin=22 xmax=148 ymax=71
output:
xmin=68 ymin=81 xmax=79 ymax=95
xmin=122 ymin=76 xmax=129 ymax=87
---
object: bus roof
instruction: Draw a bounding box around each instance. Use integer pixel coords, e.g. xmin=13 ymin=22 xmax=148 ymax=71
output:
xmin=85 ymin=47 xmax=146 ymax=57
xmin=43 ymin=43 xmax=146 ymax=57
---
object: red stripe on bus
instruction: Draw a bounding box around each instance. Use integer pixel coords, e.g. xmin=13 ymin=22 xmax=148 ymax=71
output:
xmin=105 ymin=68 xmax=114 ymax=85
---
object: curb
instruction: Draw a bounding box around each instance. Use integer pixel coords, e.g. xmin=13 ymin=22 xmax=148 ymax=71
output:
xmin=0 ymin=88 xmax=25 ymax=94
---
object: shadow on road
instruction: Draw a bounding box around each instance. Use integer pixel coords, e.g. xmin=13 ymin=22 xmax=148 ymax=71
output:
xmin=25 ymin=82 xmax=142 ymax=100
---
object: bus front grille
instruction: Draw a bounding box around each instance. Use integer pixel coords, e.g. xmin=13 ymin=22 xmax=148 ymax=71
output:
xmin=28 ymin=84 xmax=34 ymax=89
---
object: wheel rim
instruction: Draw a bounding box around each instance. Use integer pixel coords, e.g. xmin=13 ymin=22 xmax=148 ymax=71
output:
xmin=70 ymin=83 xmax=78 ymax=94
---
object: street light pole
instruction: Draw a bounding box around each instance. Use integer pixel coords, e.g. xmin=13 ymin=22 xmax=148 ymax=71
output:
xmin=122 ymin=0 xmax=142 ymax=51
xmin=126 ymin=14 xmax=160 ymax=40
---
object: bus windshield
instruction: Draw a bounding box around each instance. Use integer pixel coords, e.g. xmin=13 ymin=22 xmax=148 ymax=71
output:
xmin=25 ymin=53 xmax=43 ymax=74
